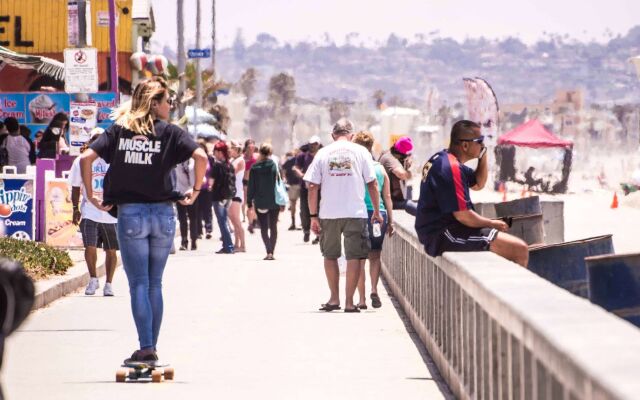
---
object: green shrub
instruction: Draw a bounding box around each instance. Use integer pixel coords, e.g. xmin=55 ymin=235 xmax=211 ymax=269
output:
xmin=0 ymin=238 xmax=73 ymax=280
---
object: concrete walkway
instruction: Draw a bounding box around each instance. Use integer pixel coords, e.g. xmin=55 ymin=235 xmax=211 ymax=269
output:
xmin=2 ymin=213 xmax=451 ymax=400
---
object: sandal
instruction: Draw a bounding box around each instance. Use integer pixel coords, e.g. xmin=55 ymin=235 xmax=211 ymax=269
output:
xmin=371 ymin=293 xmax=382 ymax=309
xmin=319 ymin=303 xmax=341 ymax=311
xmin=357 ymin=303 xmax=368 ymax=310
xmin=344 ymin=307 xmax=361 ymax=313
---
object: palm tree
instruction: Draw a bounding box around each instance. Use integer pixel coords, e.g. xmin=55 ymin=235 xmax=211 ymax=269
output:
xmin=211 ymin=0 xmax=216 ymax=80
xmin=177 ymin=0 xmax=186 ymax=117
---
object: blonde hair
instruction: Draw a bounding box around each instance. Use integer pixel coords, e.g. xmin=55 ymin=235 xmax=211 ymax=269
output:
xmin=259 ymin=143 xmax=272 ymax=157
xmin=229 ymin=140 xmax=243 ymax=153
xmin=111 ymin=77 xmax=169 ymax=135
xmin=353 ymin=131 xmax=375 ymax=153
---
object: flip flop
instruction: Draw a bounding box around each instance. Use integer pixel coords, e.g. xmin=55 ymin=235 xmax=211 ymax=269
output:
xmin=357 ymin=303 xmax=368 ymax=310
xmin=344 ymin=307 xmax=361 ymax=313
xmin=319 ymin=303 xmax=341 ymax=311
xmin=371 ymin=293 xmax=382 ymax=309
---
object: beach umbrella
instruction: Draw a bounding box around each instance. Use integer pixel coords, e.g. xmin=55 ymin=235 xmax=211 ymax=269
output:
xmin=187 ymin=123 xmax=223 ymax=140
xmin=184 ymin=106 xmax=216 ymax=124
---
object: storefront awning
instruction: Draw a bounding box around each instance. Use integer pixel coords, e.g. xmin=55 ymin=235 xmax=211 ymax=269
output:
xmin=0 ymin=46 xmax=64 ymax=81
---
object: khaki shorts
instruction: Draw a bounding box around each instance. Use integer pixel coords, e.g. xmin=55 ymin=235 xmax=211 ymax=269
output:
xmin=288 ymin=184 xmax=301 ymax=201
xmin=319 ymin=218 xmax=370 ymax=260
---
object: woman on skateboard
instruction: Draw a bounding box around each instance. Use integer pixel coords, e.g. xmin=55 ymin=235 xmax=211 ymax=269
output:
xmin=79 ymin=77 xmax=208 ymax=363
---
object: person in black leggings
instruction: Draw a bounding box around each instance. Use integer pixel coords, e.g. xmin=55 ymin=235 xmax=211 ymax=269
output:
xmin=247 ymin=143 xmax=284 ymax=260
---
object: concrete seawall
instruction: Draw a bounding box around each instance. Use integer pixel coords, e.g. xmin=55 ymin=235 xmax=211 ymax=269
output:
xmin=381 ymin=212 xmax=640 ymax=400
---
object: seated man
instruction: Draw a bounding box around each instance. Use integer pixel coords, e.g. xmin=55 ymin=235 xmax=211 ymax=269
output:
xmin=524 ymin=166 xmax=543 ymax=191
xmin=415 ymin=120 xmax=529 ymax=267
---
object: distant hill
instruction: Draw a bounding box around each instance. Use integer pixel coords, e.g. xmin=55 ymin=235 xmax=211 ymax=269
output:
xmin=164 ymin=28 xmax=640 ymax=106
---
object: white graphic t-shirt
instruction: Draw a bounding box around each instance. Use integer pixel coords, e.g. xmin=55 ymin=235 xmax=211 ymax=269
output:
xmin=304 ymin=139 xmax=376 ymax=219
xmin=68 ymin=156 xmax=117 ymax=224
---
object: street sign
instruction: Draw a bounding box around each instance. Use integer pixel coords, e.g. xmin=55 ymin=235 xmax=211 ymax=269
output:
xmin=188 ymin=48 xmax=211 ymax=59
xmin=64 ymin=47 xmax=99 ymax=94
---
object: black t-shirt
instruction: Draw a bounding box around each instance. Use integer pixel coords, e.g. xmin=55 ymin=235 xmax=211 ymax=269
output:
xmin=209 ymin=159 xmax=234 ymax=201
xmin=90 ymin=120 xmax=198 ymax=205
xmin=282 ymin=156 xmax=301 ymax=185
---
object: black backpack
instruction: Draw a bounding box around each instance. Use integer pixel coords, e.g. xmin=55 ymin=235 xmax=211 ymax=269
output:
xmin=217 ymin=162 xmax=237 ymax=200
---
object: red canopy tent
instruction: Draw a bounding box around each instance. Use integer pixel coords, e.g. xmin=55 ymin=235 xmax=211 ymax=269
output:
xmin=496 ymin=119 xmax=573 ymax=193
xmin=498 ymin=119 xmax=573 ymax=148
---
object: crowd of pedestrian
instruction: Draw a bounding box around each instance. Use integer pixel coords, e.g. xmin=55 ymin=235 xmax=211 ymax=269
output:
xmin=2 ymin=75 xmax=531 ymax=366
xmin=0 ymin=113 xmax=70 ymax=174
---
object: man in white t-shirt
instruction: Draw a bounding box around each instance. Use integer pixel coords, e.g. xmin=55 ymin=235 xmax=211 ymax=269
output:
xmin=68 ymin=129 xmax=119 ymax=296
xmin=304 ymin=119 xmax=383 ymax=313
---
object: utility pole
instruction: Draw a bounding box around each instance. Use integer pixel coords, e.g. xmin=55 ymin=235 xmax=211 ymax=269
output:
xmin=195 ymin=0 xmax=203 ymax=115
xmin=107 ymin=0 xmax=119 ymax=95
xmin=177 ymin=0 xmax=186 ymax=117
xmin=211 ymin=0 xmax=216 ymax=80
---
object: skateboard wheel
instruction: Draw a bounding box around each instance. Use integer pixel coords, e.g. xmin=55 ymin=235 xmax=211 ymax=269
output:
xmin=151 ymin=370 xmax=162 ymax=383
xmin=116 ymin=369 xmax=127 ymax=383
xmin=163 ymin=367 xmax=174 ymax=380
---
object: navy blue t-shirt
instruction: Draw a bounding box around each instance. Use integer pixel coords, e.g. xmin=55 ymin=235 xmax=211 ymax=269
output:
xmin=414 ymin=150 xmax=477 ymax=253
xmin=282 ymin=156 xmax=301 ymax=185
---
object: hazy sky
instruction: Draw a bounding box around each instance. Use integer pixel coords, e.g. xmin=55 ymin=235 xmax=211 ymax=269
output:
xmin=150 ymin=0 xmax=638 ymax=50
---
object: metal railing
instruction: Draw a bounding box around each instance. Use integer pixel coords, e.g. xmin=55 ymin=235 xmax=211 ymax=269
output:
xmin=381 ymin=213 xmax=640 ymax=400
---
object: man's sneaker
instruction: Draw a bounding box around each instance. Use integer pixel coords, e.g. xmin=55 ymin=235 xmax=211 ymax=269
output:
xmin=103 ymin=282 xmax=114 ymax=297
xmin=85 ymin=277 xmax=99 ymax=295
xmin=303 ymin=232 xmax=310 ymax=242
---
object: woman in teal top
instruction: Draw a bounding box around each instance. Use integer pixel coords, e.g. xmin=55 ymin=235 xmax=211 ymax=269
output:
xmin=353 ymin=131 xmax=394 ymax=310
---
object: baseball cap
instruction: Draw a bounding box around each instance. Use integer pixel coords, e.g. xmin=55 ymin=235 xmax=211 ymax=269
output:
xmin=332 ymin=118 xmax=354 ymax=135
xmin=308 ymin=135 xmax=321 ymax=144
xmin=393 ymin=136 xmax=413 ymax=155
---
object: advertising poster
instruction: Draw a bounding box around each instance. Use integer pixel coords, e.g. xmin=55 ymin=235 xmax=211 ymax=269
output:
xmin=25 ymin=93 xmax=70 ymax=124
xmin=88 ymin=92 xmax=117 ymax=123
xmin=44 ymin=180 xmax=83 ymax=248
xmin=0 ymin=94 xmax=27 ymax=123
xmin=69 ymin=101 xmax=98 ymax=155
xmin=0 ymin=177 xmax=35 ymax=241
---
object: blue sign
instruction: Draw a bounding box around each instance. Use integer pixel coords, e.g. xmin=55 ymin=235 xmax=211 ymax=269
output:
xmin=88 ymin=92 xmax=118 ymax=123
xmin=0 ymin=94 xmax=27 ymax=123
xmin=0 ymin=177 xmax=35 ymax=241
xmin=188 ymin=48 xmax=211 ymax=58
xmin=24 ymin=93 xmax=70 ymax=124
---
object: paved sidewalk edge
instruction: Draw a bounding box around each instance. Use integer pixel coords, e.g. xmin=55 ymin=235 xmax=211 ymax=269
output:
xmin=32 ymin=257 xmax=122 ymax=310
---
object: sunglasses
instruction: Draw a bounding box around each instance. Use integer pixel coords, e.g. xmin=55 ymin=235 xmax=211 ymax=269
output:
xmin=166 ymin=97 xmax=174 ymax=106
xmin=458 ymin=135 xmax=484 ymax=144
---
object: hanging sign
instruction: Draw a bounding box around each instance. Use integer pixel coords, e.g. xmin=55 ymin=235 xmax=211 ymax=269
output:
xmin=68 ymin=101 xmax=98 ymax=155
xmin=64 ymin=47 xmax=99 ymax=94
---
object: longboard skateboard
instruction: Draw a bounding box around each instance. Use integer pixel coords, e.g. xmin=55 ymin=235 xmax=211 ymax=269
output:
xmin=116 ymin=361 xmax=174 ymax=383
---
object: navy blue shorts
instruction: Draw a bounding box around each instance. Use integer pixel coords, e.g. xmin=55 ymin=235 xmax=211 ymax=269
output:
xmin=423 ymin=222 xmax=498 ymax=257
xmin=366 ymin=209 xmax=388 ymax=251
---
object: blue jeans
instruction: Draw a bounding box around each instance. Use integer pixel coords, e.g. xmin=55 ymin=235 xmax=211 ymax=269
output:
xmin=117 ymin=202 xmax=176 ymax=350
xmin=213 ymin=200 xmax=234 ymax=252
